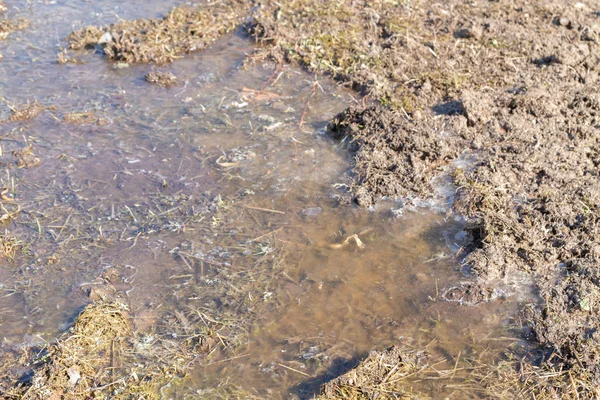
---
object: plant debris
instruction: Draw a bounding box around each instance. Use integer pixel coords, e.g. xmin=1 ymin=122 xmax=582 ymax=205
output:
xmin=0 ymin=99 xmax=52 ymax=123
xmin=13 ymin=144 xmax=41 ymax=168
xmin=0 ymin=229 xmax=20 ymax=260
xmin=318 ymin=346 xmax=427 ymax=399
xmin=62 ymin=111 xmax=105 ymax=125
xmin=19 ymin=301 xmax=133 ymax=399
xmin=0 ymin=1 xmax=27 ymax=41
xmin=145 ymin=71 xmax=179 ymax=87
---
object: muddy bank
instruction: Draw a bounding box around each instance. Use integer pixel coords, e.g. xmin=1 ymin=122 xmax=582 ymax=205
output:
xmin=247 ymin=0 xmax=600 ymax=396
xmin=65 ymin=1 xmax=249 ymax=65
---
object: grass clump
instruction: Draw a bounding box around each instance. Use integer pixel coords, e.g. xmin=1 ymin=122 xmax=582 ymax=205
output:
xmin=18 ymin=301 xmax=134 ymax=399
xmin=67 ymin=1 xmax=250 ymax=65
xmin=317 ymin=346 xmax=427 ymax=399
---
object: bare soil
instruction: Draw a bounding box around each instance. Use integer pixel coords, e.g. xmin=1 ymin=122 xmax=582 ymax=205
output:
xmin=247 ymin=0 xmax=600 ymax=396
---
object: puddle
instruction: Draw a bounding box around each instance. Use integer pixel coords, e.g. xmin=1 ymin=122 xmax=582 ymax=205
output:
xmin=0 ymin=1 xmax=532 ymax=398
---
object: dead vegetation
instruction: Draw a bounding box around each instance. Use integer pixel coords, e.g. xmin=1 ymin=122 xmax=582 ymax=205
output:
xmin=66 ymin=1 xmax=250 ymax=65
xmin=145 ymin=71 xmax=179 ymax=87
xmin=18 ymin=301 xmax=133 ymax=399
xmin=0 ymin=99 xmax=52 ymax=123
xmin=0 ymin=229 xmax=20 ymax=260
xmin=318 ymin=346 xmax=427 ymax=399
xmin=0 ymin=1 xmax=27 ymax=41
xmin=62 ymin=111 xmax=105 ymax=125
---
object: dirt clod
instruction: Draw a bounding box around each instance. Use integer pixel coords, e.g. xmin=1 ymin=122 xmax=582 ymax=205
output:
xmin=328 ymin=106 xmax=454 ymax=207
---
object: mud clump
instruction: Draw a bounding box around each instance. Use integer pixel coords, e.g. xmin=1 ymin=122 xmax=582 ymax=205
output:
xmin=328 ymin=106 xmax=456 ymax=208
xmin=145 ymin=71 xmax=180 ymax=87
xmin=67 ymin=1 xmax=249 ymax=65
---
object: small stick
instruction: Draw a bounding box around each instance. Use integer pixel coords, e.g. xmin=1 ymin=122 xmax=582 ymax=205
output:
xmin=244 ymin=205 xmax=285 ymax=214
xmin=278 ymin=363 xmax=310 ymax=377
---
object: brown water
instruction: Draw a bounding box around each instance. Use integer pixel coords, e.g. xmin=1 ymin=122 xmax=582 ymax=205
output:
xmin=0 ymin=2 xmax=532 ymax=399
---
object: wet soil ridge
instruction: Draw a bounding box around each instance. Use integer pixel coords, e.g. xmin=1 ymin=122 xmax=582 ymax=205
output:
xmin=328 ymin=106 xmax=456 ymax=208
xmin=249 ymin=0 xmax=600 ymax=395
xmin=66 ymin=1 xmax=249 ymax=64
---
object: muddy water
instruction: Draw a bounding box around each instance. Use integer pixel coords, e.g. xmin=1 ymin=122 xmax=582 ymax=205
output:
xmin=0 ymin=1 xmax=530 ymax=399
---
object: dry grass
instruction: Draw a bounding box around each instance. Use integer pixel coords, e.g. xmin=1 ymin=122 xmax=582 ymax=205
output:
xmin=19 ymin=301 xmax=134 ymax=399
xmin=318 ymin=346 xmax=427 ymax=399
xmin=0 ymin=6 xmax=27 ymax=41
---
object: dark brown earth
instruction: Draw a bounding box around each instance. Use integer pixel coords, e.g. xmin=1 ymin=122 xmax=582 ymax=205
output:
xmin=9 ymin=0 xmax=600 ymax=397
xmin=328 ymin=107 xmax=458 ymax=208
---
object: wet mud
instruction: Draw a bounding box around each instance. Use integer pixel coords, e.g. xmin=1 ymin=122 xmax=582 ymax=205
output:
xmin=249 ymin=0 xmax=600 ymax=396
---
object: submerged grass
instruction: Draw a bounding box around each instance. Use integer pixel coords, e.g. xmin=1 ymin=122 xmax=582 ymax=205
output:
xmin=0 ymin=229 xmax=20 ymax=260
xmin=0 ymin=1 xmax=27 ymax=41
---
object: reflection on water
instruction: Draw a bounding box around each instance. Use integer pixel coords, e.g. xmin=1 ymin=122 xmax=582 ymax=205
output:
xmin=0 ymin=2 xmax=528 ymax=399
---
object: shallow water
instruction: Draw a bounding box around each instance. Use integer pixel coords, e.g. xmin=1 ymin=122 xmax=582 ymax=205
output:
xmin=0 ymin=1 xmax=531 ymax=398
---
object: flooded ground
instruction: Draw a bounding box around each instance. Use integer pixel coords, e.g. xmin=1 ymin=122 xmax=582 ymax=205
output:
xmin=0 ymin=1 xmax=535 ymax=398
